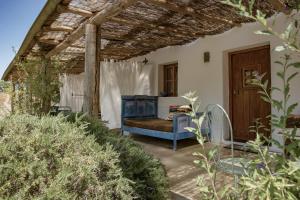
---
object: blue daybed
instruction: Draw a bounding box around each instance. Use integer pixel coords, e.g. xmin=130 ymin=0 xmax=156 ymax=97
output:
xmin=121 ymin=95 xmax=210 ymax=151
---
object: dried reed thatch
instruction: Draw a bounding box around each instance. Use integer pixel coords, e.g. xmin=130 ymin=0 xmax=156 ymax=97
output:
xmin=3 ymin=0 xmax=285 ymax=79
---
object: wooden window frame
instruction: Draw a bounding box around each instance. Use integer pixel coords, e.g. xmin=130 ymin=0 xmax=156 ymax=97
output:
xmin=163 ymin=63 xmax=178 ymax=97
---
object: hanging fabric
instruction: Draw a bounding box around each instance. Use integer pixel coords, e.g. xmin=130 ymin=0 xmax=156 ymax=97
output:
xmin=60 ymin=60 xmax=154 ymax=129
xmin=59 ymin=73 xmax=84 ymax=112
xmin=100 ymin=60 xmax=154 ymax=128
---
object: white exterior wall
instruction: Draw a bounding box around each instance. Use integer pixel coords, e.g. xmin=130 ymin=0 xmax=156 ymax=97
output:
xmin=133 ymin=13 xmax=300 ymax=115
xmin=132 ymin=13 xmax=300 ymax=145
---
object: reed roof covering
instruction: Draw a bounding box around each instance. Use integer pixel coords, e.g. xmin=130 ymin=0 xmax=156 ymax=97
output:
xmin=3 ymin=0 xmax=285 ymax=79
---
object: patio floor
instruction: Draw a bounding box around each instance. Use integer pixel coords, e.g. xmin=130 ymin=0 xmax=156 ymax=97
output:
xmin=130 ymin=134 xmax=250 ymax=200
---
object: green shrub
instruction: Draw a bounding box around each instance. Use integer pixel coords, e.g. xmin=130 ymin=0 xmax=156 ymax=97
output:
xmin=0 ymin=114 xmax=134 ymax=199
xmin=67 ymin=113 xmax=169 ymax=200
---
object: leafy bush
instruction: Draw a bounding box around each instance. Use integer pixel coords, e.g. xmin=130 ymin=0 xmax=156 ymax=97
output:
xmin=0 ymin=114 xmax=134 ymax=199
xmin=13 ymin=57 xmax=65 ymax=115
xmin=67 ymin=113 xmax=169 ymax=200
xmin=222 ymin=1 xmax=300 ymax=199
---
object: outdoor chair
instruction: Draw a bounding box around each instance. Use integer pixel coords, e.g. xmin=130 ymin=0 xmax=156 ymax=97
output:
xmin=50 ymin=106 xmax=72 ymax=116
xmin=202 ymin=104 xmax=251 ymax=185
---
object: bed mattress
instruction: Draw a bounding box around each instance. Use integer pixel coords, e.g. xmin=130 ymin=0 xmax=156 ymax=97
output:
xmin=124 ymin=118 xmax=173 ymax=132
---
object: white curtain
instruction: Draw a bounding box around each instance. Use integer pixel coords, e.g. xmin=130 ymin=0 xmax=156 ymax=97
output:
xmin=59 ymin=73 xmax=84 ymax=112
xmin=100 ymin=60 xmax=154 ymax=128
xmin=60 ymin=60 xmax=154 ymax=128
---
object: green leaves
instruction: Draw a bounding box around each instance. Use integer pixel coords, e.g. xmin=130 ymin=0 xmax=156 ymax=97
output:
xmin=0 ymin=114 xmax=135 ymax=199
xmin=183 ymin=92 xmax=230 ymax=199
xmin=219 ymin=1 xmax=300 ymax=198
xmin=272 ymin=99 xmax=283 ymax=111
xmin=255 ymin=30 xmax=273 ymax=36
xmin=277 ymin=71 xmax=284 ymax=80
xmin=287 ymin=72 xmax=299 ymax=83
xmin=288 ymin=62 xmax=300 ymax=68
xmin=13 ymin=57 xmax=65 ymax=115
xmin=287 ymin=103 xmax=298 ymax=116
xmin=283 ymin=22 xmax=294 ymax=40
xmin=256 ymin=10 xmax=267 ymax=26
xmin=67 ymin=112 xmax=169 ymax=200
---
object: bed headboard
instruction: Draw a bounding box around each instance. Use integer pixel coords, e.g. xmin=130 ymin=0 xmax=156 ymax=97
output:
xmin=121 ymin=95 xmax=158 ymax=119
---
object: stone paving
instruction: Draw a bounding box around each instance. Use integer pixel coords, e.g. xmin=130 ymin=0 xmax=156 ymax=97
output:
xmin=131 ymin=135 xmax=250 ymax=200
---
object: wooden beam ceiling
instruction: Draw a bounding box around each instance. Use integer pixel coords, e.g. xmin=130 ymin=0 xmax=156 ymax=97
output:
xmin=56 ymin=5 xmax=93 ymax=17
xmin=3 ymin=0 xmax=278 ymax=79
xmin=142 ymin=0 xmax=237 ymax=26
xmin=109 ymin=16 xmax=198 ymax=37
xmin=43 ymin=25 xmax=74 ymax=32
xmin=105 ymin=11 xmax=188 ymax=49
xmin=38 ymin=38 xmax=60 ymax=45
xmin=46 ymin=0 xmax=138 ymax=58
xmin=61 ymin=50 xmax=134 ymax=57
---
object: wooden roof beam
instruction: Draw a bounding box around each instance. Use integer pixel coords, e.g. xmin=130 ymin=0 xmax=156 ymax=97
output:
xmin=43 ymin=25 xmax=74 ymax=32
xmin=70 ymin=44 xmax=85 ymax=49
xmin=46 ymin=0 xmax=138 ymax=58
xmin=56 ymin=5 xmax=93 ymax=17
xmin=37 ymin=38 xmax=60 ymax=45
xmin=142 ymin=0 xmax=237 ymax=26
xmin=60 ymin=51 xmax=133 ymax=57
xmin=101 ymin=32 xmax=128 ymax=41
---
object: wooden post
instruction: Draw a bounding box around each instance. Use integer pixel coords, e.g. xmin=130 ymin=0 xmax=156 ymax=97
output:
xmin=83 ymin=23 xmax=100 ymax=117
xmin=94 ymin=29 xmax=100 ymax=117
xmin=41 ymin=57 xmax=51 ymax=114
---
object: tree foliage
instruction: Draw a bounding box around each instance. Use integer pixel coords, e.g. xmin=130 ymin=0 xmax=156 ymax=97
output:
xmin=12 ymin=56 xmax=65 ymax=115
xmin=0 ymin=114 xmax=134 ymax=199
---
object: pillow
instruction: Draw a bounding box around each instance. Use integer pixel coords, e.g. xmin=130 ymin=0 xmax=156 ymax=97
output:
xmin=166 ymin=112 xmax=175 ymax=121
xmin=177 ymin=105 xmax=192 ymax=113
xmin=166 ymin=105 xmax=191 ymax=120
xmin=169 ymin=105 xmax=191 ymax=113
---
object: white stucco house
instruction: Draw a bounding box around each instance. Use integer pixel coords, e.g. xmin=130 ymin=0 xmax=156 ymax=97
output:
xmin=3 ymin=0 xmax=299 ymax=150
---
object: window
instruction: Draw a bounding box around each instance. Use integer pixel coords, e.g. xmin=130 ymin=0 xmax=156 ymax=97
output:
xmin=162 ymin=63 xmax=178 ymax=97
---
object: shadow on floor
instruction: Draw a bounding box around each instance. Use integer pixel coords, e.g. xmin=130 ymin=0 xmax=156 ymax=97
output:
xmin=130 ymin=134 xmax=201 ymax=199
xmin=129 ymin=134 xmax=249 ymax=200
xmin=131 ymin=134 xmax=199 ymax=150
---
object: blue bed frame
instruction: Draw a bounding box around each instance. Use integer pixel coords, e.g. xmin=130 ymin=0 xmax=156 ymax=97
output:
xmin=121 ymin=95 xmax=211 ymax=151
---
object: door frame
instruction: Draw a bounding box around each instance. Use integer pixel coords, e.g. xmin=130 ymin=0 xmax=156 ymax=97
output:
xmin=228 ymin=45 xmax=271 ymax=141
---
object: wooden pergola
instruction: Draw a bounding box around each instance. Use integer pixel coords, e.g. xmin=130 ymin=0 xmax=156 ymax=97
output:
xmin=2 ymin=0 xmax=285 ymax=116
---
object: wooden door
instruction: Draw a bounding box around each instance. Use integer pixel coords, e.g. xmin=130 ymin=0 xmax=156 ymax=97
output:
xmin=164 ymin=63 xmax=178 ymax=97
xmin=229 ymin=45 xmax=271 ymax=142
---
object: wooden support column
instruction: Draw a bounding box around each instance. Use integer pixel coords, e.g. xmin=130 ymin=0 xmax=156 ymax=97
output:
xmin=41 ymin=57 xmax=51 ymax=114
xmin=83 ymin=23 xmax=100 ymax=117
